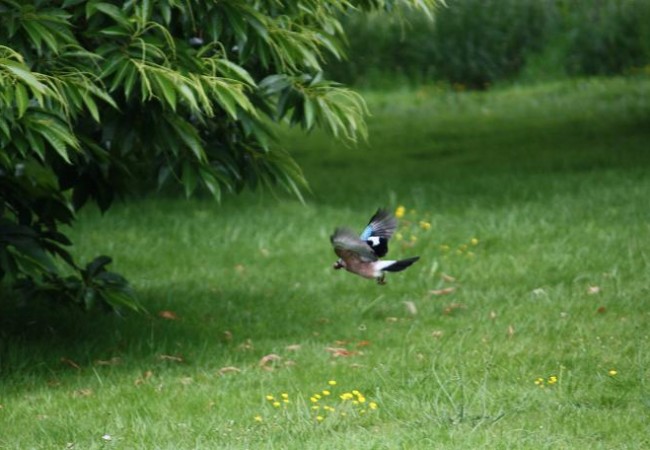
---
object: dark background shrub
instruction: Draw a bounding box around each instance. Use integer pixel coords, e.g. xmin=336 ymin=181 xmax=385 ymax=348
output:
xmin=327 ymin=0 xmax=650 ymax=88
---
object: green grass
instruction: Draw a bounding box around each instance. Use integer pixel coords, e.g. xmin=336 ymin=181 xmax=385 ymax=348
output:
xmin=2 ymin=76 xmax=650 ymax=449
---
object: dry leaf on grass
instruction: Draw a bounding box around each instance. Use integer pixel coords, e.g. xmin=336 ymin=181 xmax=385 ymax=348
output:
xmin=217 ymin=366 xmax=241 ymax=375
xmin=158 ymin=310 xmax=179 ymax=320
xmin=134 ymin=370 xmax=154 ymax=385
xmin=158 ymin=354 xmax=184 ymax=363
xmin=507 ymin=325 xmax=515 ymax=338
xmin=94 ymin=357 xmax=121 ymax=366
xmin=441 ymin=273 xmax=456 ymax=282
xmin=326 ymin=347 xmax=359 ymax=357
xmin=238 ymin=339 xmax=254 ymax=351
xmin=60 ymin=357 xmax=80 ymax=370
xmin=285 ymin=344 xmax=302 ymax=352
xmin=431 ymin=330 xmax=444 ymax=338
xmin=442 ymin=303 xmax=466 ymax=315
xmin=588 ymin=286 xmax=601 ymax=295
xmin=259 ymin=353 xmax=282 ymax=371
xmin=403 ymin=301 xmax=418 ymax=315
xmin=72 ymin=388 xmax=93 ymax=398
xmin=597 ymin=306 xmax=607 ymax=314
xmin=430 ymin=287 xmax=456 ymax=296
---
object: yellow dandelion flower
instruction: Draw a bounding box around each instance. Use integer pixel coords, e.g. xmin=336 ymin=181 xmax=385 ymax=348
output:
xmin=341 ymin=412 xmax=347 ymax=417
xmin=410 ymin=235 xmax=417 ymax=242
xmin=314 ymin=394 xmax=322 ymax=400
xmin=340 ymin=393 xmax=353 ymax=400
xmin=265 ymin=395 xmax=274 ymax=401
xmin=358 ymin=397 xmax=366 ymax=403
xmin=395 ymin=206 xmax=406 ymax=219
xmin=419 ymin=221 xmax=431 ymax=230
xmin=352 ymin=390 xmax=361 ymax=396
xmin=534 ymin=377 xmax=544 ymax=386
xmin=272 ymin=401 xmax=281 ymax=408
xmin=281 ymin=393 xmax=289 ymax=399
xmin=369 ymin=402 xmax=378 ymax=410
xmin=328 ymin=380 xmax=337 ymax=386
xmin=311 ymin=405 xmax=320 ymax=410
xmin=316 ymin=415 xmax=324 ymax=422
xmin=609 ymin=369 xmax=618 ymax=376
xmin=310 ymin=397 xmax=318 ymax=403
xmin=471 ymin=238 xmax=479 ymax=245
xmin=548 ymin=376 xmax=558 ymax=385
xmin=352 ymin=400 xmax=359 ymax=405
xmin=322 ymin=390 xmax=331 ymax=396
xmin=396 ymin=232 xmax=403 ymax=241
xmin=254 ymin=415 xmax=263 ymax=422
xmin=283 ymin=399 xmax=290 ymax=403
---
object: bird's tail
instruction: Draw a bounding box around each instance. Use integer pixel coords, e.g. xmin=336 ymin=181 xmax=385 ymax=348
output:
xmin=380 ymin=256 xmax=420 ymax=272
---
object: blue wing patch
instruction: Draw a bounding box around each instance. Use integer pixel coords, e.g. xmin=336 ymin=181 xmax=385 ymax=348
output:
xmin=360 ymin=225 xmax=373 ymax=240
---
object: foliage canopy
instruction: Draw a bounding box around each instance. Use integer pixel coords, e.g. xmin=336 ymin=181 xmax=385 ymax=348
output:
xmin=0 ymin=0 xmax=439 ymax=310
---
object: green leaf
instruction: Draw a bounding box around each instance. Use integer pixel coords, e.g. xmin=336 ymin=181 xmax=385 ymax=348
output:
xmin=304 ymin=97 xmax=315 ymax=129
xmin=167 ymin=116 xmax=206 ymax=162
xmin=24 ymin=129 xmax=46 ymax=160
xmin=14 ymin=83 xmax=29 ymax=118
xmin=199 ymin=167 xmax=221 ymax=201
xmin=177 ymin=84 xmax=200 ymax=113
xmin=87 ymin=2 xmax=132 ymax=29
xmin=85 ymin=255 xmax=112 ymax=277
xmin=182 ymin=161 xmax=198 ymax=197
xmin=2 ymin=60 xmax=46 ymax=94
xmin=151 ymin=71 xmax=177 ymax=110
xmin=29 ymin=112 xmax=80 ymax=163
xmin=81 ymin=93 xmax=100 ymax=122
xmin=99 ymin=26 xmax=132 ymax=37
xmin=215 ymin=59 xmax=256 ymax=86
xmin=62 ymin=0 xmax=87 ymax=7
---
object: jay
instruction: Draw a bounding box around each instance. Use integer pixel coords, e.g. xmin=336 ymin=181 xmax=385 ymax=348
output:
xmin=331 ymin=208 xmax=419 ymax=284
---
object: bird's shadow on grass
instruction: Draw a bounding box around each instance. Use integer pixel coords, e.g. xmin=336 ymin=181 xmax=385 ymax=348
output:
xmin=0 ymin=282 xmax=325 ymax=380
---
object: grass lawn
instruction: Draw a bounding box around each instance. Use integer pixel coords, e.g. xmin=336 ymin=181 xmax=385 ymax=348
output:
xmin=1 ymin=76 xmax=650 ymax=449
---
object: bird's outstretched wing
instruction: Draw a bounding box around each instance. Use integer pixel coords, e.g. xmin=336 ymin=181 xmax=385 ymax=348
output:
xmin=331 ymin=228 xmax=378 ymax=262
xmin=359 ymin=209 xmax=397 ymax=257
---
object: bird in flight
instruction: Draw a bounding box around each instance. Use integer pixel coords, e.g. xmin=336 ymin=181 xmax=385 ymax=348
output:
xmin=330 ymin=208 xmax=420 ymax=284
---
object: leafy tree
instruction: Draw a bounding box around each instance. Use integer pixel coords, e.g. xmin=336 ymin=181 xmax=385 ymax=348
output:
xmin=0 ymin=0 xmax=438 ymax=310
